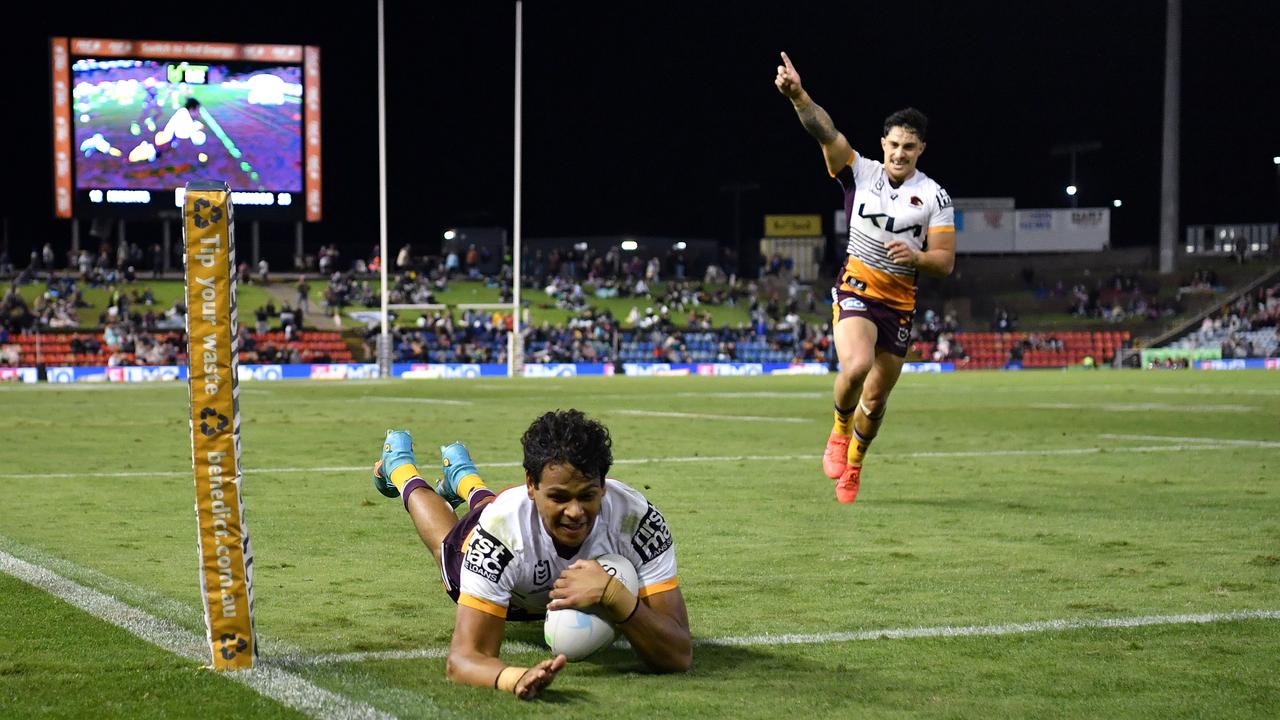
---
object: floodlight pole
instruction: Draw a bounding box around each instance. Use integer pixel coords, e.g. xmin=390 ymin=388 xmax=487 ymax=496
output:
xmin=510 ymin=0 xmax=524 ymax=379
xmin=1050 ymin=142 xmax=1100 ymax=210
xmin=1158 ymin=0 xmax=1181 ymax=275
xmin=376 ymin=0 xmax=392 ymax=376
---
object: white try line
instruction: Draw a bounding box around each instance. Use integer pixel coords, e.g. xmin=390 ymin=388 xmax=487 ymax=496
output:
xmin=360 ymin=396 xmax=473 ymax=406
xmin=695 ymin=610 xmax=1280 ymax=647
xmin=1031 ymin=402 xmax=1256 ymax=413
xmin=1099 ymin=433 xmax=1280 ymax=448
xmin=296 ymin=609 xmax=1280 ymax=666
xmin=0 ymin=549 xmax=395 ymax=720
xmin=0 ymin=438 xmax=1268 ymax=481
xmin=612 ymin=409 xmax=809 ymax=423
xmin=1145 ymin=386 xmax=1280 ymax=397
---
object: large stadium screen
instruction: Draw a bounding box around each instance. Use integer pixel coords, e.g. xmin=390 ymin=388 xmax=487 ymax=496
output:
xmin=51 ymin=37 xmax=321 ymax=220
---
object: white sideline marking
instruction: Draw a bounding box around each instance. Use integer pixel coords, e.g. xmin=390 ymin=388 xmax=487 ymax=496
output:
xmin=674 ymin=391 xmax=825 ymax=399
xmin=0 ymin=550 xmax=395 ymax=720
xmin=298 ymin=610 xmax=1280 ymax=666
xmin=1147 ymin=386 xmax=1280 ymax=397
xmin=613 ymin=409 xmax=808 ymax=423
xmin=1100 ymin=433 xmax=1280 ymax=448
xmin=0 ymin=440 xmax=1261 ymax=481
xmin=1031 ymin=402 xmax=1254 ymax=413
xmin=360 ymin=396 xmax=473 ymax=406
xmin=900 ymin=443 xmax=1248 ymax=459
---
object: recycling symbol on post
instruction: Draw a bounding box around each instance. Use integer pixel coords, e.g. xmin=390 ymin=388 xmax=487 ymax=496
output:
xmin=199 ymin=406 xmax=230 ymax=437
xmin=219 ymin=632 xmax=248 ymax=660
xmin=192 ymin=198 xmax=224 ymax=229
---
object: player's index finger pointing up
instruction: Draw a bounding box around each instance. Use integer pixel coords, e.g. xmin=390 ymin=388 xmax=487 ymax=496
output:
xmin=780 ymin=51 xmax=794 ymax=70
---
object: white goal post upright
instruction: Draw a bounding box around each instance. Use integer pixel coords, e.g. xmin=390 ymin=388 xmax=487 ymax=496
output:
xmin=376 ymin=0 xmax=392 ymax=377
xmin=511 ymin=0 xmax=524 ymax=378
xmin=376 ymin=1 xmax=525 ymax=378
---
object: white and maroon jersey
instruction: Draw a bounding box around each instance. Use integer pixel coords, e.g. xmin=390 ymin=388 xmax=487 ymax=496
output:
xmin=835 ymin=152 xmax=955 ymax=311
xmin=456 ymin=478 xmax=679 ymax=619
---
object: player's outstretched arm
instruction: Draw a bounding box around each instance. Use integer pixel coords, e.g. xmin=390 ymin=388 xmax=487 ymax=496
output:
xmin=550 ymin=560 xmax=692 ymax=672
xmin=447 ymin=604 xmax=568 ymax=699
xmin=775 ymin=51 xmax=853 ymax=176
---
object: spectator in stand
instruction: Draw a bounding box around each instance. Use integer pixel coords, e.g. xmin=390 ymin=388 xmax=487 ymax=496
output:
xmin=280 ymin=304 xmax=297 ymax=340
xmin=444 ymin=247 xmax=460 ymax=279
xmin=992 ymin=307 xmax=1016 ymax=332
xmin=465 ymin=245 xmax=480 ymax=279
xmin=1007 ymin=341 xmax=1024 ymax=365
xmin=255 ymin=306 xmax=269 ymax=335
xmin=296 ymin=275 xmax=311 ymax=312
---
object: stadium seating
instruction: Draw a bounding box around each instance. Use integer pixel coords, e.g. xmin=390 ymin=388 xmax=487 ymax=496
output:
xmin=911 ymin=330 xmax=1130 ymax=369
xmin=1 ymin=330 xmax=354 ymax=366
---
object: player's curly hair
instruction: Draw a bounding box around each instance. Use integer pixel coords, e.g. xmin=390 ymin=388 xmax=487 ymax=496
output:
xmin=884 ymin=107 xmax=928 ymax=141
xmin=521 ymin=409 xmax=613 ymax=487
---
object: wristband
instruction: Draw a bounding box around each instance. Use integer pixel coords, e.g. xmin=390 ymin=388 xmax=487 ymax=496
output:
xmin=601 ymin=575 xmax=641 ymax=624
xmin=495 ymin=666 xmax=528 ymax=694
xmin=615 ymin=595 xmax=641 ymax=624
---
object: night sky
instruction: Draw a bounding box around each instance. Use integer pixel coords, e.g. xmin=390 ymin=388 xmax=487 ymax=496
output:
xmin=5 ymin=0 xmax=1278 ymax=264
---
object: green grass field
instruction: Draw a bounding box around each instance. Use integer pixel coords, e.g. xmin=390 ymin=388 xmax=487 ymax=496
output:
xmin=2 ymin=370 xmax=1278 ymax=718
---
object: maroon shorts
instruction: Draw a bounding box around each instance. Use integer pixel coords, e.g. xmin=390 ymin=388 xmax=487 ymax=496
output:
xmin=830 ymin=287 xmax=914 ymax=357
xmin=439 ymin=501 xmax=543 ymax=621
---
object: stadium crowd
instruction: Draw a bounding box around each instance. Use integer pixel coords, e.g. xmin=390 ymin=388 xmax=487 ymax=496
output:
xmin=7 ymin=235 xmax=1278 ymax=368
xmin=1189 ymin=276 xmax=1280 ymax=358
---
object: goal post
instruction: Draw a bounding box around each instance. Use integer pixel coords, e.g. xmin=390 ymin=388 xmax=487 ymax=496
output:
xmin=383 ymin=302 xmax=523 ymax=376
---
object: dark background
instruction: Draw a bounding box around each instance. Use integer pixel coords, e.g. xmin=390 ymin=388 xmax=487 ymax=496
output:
xmin=3 ymin=0 xmax=1278 ymax=268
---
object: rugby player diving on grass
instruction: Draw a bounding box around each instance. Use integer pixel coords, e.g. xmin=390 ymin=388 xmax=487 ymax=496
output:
xmin=369 ymin=409 xmax=691 ymax=699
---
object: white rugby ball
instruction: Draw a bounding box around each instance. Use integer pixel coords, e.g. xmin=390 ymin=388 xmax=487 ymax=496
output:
xmin=543 ymin=554 xmax=639 ymax=661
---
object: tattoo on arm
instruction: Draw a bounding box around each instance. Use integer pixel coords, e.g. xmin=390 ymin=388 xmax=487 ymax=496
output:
xmin=795 ymin=100 xmax=839 ymax=145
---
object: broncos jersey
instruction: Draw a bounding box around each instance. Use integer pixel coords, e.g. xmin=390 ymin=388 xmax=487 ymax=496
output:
xmin=455 ymin=478 xmax=679 ymax=619
xmin=836 ymin=152 xmax=955 ymax=311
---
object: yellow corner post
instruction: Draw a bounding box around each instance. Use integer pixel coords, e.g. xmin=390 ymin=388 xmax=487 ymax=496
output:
xmin=183 ymin=181 xmax=255 ymax=669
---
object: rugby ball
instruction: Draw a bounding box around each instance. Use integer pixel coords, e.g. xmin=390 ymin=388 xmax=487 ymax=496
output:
xmin=543 ymin=554 xmax=639 ymax=661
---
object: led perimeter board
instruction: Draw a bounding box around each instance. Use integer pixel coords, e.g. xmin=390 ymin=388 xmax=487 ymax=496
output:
xmin=51 ymin=37 xmax=321 ymax=220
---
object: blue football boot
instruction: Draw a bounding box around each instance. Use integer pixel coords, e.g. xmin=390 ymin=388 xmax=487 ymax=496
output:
xmin=435 ymin=441 xmax=478 ymax=509
xmin=372 ymin=429 xmax=417 ymax=499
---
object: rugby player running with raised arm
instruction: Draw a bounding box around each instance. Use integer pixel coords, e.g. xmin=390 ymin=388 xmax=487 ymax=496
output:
xmin=775 ymin=51 xmax=956 ymax=504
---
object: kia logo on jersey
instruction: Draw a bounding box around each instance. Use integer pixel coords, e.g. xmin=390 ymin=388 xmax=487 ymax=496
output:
xmin=857 ymin=203 xmax=924 ymax=238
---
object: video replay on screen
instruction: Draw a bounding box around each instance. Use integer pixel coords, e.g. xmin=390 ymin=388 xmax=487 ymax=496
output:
xmin=51 ymin=38 xmax=321 ymax=220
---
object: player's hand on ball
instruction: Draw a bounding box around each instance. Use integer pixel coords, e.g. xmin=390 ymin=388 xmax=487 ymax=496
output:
xmin=775 ymin=51 xmax=803 ymax=99
xmin=515 ymin=655 xmax=567 ymax=700
xmin=547 ymin=559 xmax=610 ymax=610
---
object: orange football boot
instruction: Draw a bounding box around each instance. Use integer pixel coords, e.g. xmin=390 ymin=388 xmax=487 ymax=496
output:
xmin=822 ymin=432 xmax=851 ymax=478
xmin=835 ymin=465 xmax=862 ymax=504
